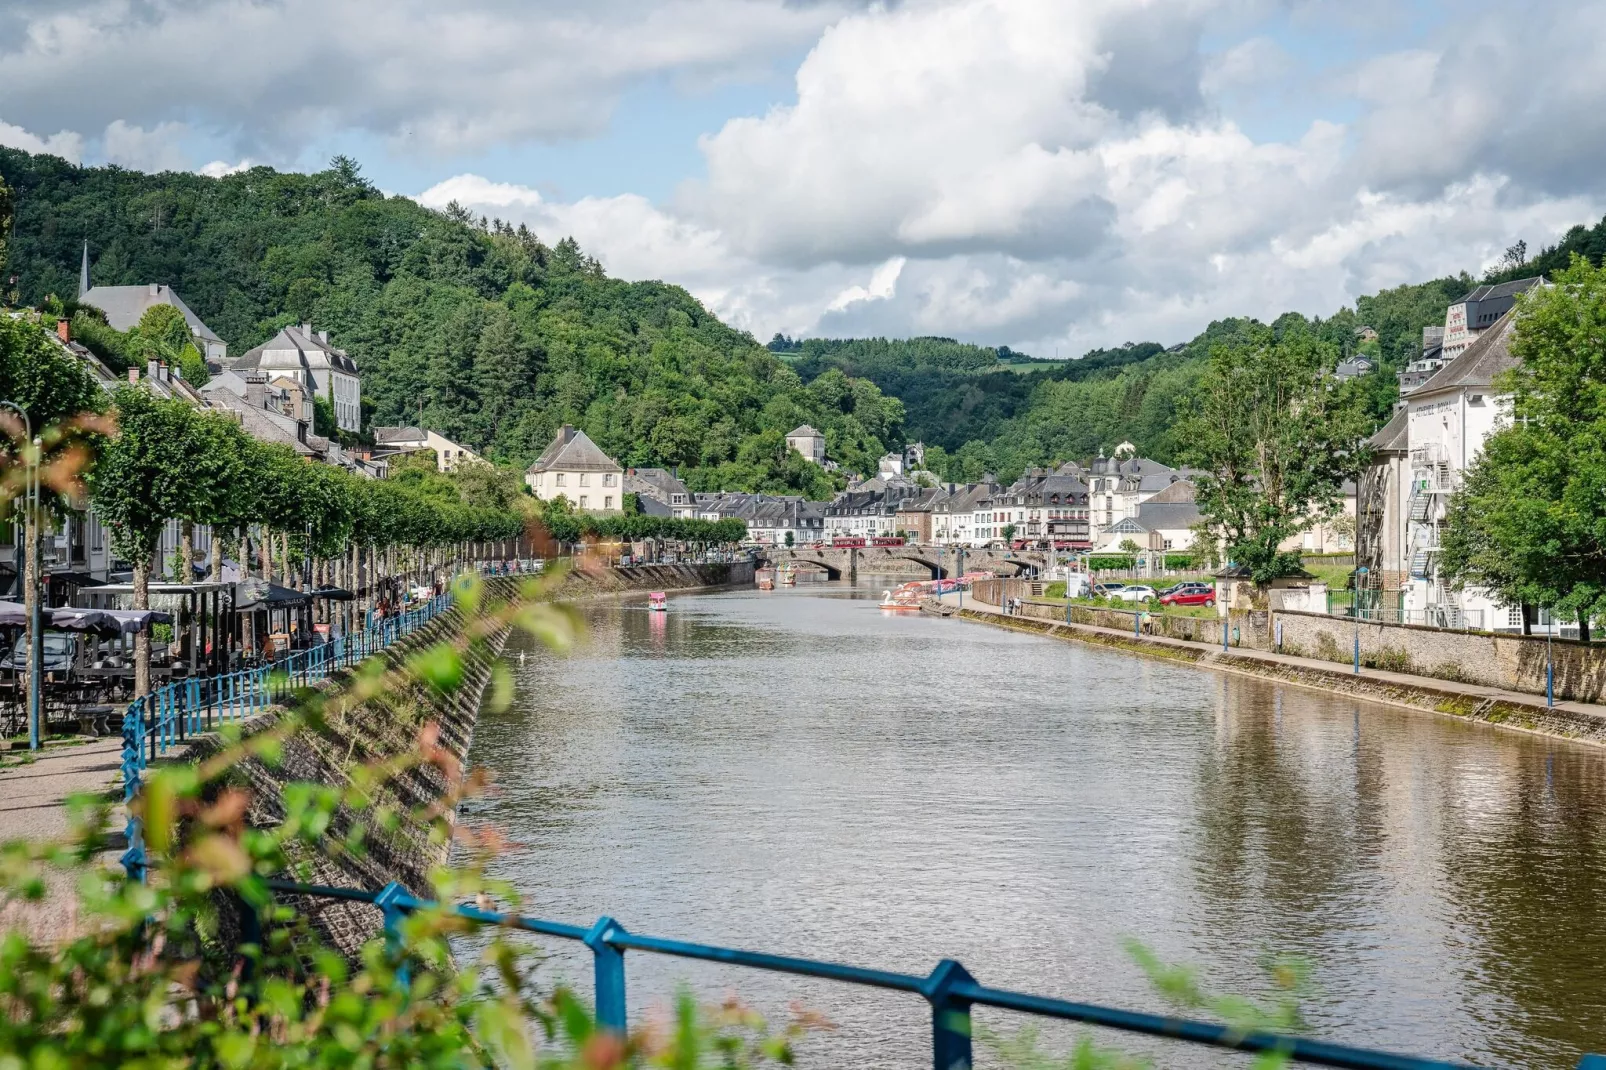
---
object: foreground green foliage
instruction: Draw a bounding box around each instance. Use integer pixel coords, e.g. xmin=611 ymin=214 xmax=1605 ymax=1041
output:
xmin=0 ymin=574 xmax=814 ymax=1068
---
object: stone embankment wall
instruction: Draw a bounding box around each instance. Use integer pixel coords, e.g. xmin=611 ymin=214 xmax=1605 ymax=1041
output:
xmin=958 ymin=609 xmax=1606 ymax=747
xmin=973 ymin=581 xmax=1606 ymax=704
xmin=561 ymin=560 xmax=754 ymax=596
xmin=1273 ymin=610 xmax=1606 ymax=702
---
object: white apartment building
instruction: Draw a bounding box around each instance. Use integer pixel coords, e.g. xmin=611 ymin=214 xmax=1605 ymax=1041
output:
xmin=235 ymin=324 xmax=363 ymax=432
xmin=1400 ymin=313 xmax=1520 ymax=630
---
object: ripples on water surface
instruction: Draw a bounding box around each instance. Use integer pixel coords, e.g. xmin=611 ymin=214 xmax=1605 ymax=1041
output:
xmin=460 ymin=580 xmax=1606 ymax=1068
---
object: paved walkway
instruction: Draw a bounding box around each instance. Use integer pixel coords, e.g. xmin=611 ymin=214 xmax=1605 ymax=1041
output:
xmin=945 ymin=593 xmax=1606 ymax=729
xmin=0 ymin=737 xmax=124 ymax=841
xmin=0 ymin=737 xmax=125 ymax=944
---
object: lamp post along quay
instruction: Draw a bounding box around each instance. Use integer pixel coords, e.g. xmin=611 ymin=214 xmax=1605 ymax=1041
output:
xmin=1353 ymin=567 xmax=1369 ymax=675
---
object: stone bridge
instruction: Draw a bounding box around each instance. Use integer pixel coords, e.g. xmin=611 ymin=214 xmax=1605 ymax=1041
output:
xmin=760 ymin=545 xmax=1047 ymax=581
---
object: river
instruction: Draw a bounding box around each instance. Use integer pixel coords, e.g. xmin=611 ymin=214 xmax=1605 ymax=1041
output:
xmin=461 ymin=579 xmax=1606 ymax=1068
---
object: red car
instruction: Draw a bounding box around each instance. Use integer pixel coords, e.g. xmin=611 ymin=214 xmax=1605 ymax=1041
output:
xmin=1159 ymin=584 xmax=1216 ymax=607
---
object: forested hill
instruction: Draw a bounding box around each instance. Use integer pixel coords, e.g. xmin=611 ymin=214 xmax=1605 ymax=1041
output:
xmin=0 ymin=148 xmax=904 ymax=497
xmin=779 ymin=278 xmax=1475 ymax=483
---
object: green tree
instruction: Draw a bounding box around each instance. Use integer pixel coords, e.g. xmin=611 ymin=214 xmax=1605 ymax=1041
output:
xmin=1441 ymin=256 xmax=1606 ymax=635
xmin=1180 ymin=324 xmax=1371 ymax=584
xmin=88 ymin=388 xmax=198 ymax=695
xmin=1119 ymin=538 xmax=1141 ymax=554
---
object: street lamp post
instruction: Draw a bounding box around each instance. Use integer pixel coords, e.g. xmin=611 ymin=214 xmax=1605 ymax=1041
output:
xmin=0 ymin=402 xmax=40 ymax=751
xmin=1547 ymin=616 xmax=1555 ymax=706
xmin=1353 ymin=566 xmax=1370 ymax=674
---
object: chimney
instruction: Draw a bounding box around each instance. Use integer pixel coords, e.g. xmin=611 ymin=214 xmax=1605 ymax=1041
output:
xmin=128 ymin=367 xmax=139 ymax=384
xmin=301 ymin=322 xmax=313 ymax=338
xmin=158 ymin=363 xmax=169 ymax=383
xmin=149 ymin=283 xmax=161 ymax=296
xmin=147 ymin=360 xmax=160 ymax=381
xmin=561 ymin=423 xmax=574 ymax=442
xmin=246 ymin=374 xmax=265 ymax=409
xmin=318 ymin=330 xmax=329 ymax=345
xmin=56 ymin=319 xmax=70 ymax=343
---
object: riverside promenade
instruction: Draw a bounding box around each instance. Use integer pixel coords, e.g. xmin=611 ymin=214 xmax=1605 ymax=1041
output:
xmin=945 ymin=591 xmax=1606 ymax=745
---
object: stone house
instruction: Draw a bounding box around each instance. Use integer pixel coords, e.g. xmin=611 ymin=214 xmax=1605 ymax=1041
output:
xmin=233 ymin=324 xmax=362 ymax=433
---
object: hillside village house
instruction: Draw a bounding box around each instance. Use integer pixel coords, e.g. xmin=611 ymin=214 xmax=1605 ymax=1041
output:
xmin=232 ymin=324 xmax=363 ymax=433
xmin=786 ymin=425 xmax=826 ymax=465
xmin=525 ymin=425 xmax=623 ymax=512
xmin=372 ymin=426 xmax=483 ymax=472
xmin=1441 ymin=278 xmax=1544 ymax=360
xmin=1092 ymin=479 xmax=1200 ymax=553
xmin=624 ymin=468 xmax=697 ymax=519
xmin=79 ymin=282 xmax=228 ymax=365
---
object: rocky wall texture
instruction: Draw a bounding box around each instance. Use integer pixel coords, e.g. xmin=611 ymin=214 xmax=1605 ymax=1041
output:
xmin=178 ymin=583 xmax=517 ymax=959
xmin=958 ymin=609 xmax=1606 ymax=747
xmin=1274 ymin=611 xmax=1606 ymax=703
xmin=561 ymin=560 xmax=754 ymax=596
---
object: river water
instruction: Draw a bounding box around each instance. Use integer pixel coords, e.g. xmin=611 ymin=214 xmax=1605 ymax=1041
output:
xmin=461 ymin=579 xmax=1606 ymax=1069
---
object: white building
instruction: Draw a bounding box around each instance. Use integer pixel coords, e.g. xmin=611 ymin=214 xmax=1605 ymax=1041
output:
xmin=1400 ymin=312 xmax=1520 ymax=630
xmin=234 ymin=324 xmax=363 ymax=433
xmin=1441 ymin=278 xmax=1543 ymax=360
xmin=372 ymin=426 xmax=483 ymax=472
xmin=786 ymin=424 xmax=826 ymax=465
xmin=525 ymin=425 xmax=623 ymax=512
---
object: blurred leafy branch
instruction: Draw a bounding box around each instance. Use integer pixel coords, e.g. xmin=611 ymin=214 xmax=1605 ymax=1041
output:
xmin=0 ymin=569 xmax=816 ymax=1068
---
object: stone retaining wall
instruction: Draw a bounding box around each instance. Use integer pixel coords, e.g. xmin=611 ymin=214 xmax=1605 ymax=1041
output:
xmin=562 ymin=560 xmax=754 ymax=595
xmin=1274 ymin=610 xmax=1606 ymax=702
xmin=959 ymin=609 xmax=1606 ymax=746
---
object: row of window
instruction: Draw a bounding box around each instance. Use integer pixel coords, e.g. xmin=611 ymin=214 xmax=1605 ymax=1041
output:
xmin=574 ymin=496 xmax=614 ymax=510
xmin=553 ymin=472 xmax=617 ymax=487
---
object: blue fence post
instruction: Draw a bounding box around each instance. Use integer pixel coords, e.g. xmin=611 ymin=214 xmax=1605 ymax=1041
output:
xmin=373 ymin=881 xmax=414 ymax=988
xmin=1133 ymin=610 xmax=1140 ymax=638
xmin=922 ymin=959 xmax=975 ymax=1070
xmin=584 ymin=916 xmax=629 ymax=1033
xmin=120 ymin=699 xmax=146 ymax=882
xmin=1222 ymin=617 xmax=1229 ymax=652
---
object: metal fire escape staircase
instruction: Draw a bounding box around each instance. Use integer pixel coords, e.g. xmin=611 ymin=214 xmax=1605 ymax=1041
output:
xmin=1406 ymin=449 xmax=1453 ymax=579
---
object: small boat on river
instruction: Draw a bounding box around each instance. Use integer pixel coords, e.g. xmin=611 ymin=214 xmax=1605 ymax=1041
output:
xmin=779 ymin=564 xmax=796 ymax=586
xmin=648 ymin=592 xmax=668 ymax=612
xmin=756 ymin=567 xmax=777 ymax=590
xmin=880 ymin=582 xmax=925 ymax=611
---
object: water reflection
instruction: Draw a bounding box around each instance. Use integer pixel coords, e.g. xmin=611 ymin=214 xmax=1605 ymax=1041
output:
xmin=461 ymin=581 xmax=1606 ymax=1068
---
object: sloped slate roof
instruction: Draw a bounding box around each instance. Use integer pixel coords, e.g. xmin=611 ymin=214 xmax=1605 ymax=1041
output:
xmin=527 ymin=425 xmax=621 ymax=473
xmin=1368 ymin=407 xmax=1409 ymax=453
xmin=374 ymin=425 xmax=426 ymax=445
xmin=1136 ymin=501 xmax=1202 ymax=530
xmin=235 ymin=325 xmax=359 ymax=375
xmin=1414 ymin=311 xmax=1519 ymax=395
xmin=1458 ymin=276 xmax=1543 ymax=303
xmin=80 ymin=284 xmax=222 ymax=342
xmin=1144 ymin=479 xmax=1196 ymax=504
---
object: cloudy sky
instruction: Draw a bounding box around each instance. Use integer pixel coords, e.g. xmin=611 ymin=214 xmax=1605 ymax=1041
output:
xmin=4 ymin=0 xmax=1602 ymax=354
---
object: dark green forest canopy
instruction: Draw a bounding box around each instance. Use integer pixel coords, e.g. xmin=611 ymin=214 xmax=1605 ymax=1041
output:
xmin=8 ymin=147 xmax=1602 ymax=489
xmin=0 ymin=148 xmax=903 ymax=497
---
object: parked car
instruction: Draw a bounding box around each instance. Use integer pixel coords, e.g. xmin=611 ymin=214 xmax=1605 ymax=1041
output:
xmin=1113 ymin=585 xmax=1159 ymax=603
xmin=1092 ymin=582 xmax=1127 ymax=598
xmin=0 ymin=632 xmax=77 ymax=673
xmin=1160 ymin=584 xmax=1216 ymax=608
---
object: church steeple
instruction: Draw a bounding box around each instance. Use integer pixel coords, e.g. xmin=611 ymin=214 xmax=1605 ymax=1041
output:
xmin=78 ymin=240 xmax=90 ymax=298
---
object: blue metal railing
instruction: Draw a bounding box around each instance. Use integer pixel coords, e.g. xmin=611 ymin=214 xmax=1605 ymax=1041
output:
xmin=254 ymin=876 xmax=1579 ymax=1070
xmin=120 ymin=592 xmax=454 ymax=880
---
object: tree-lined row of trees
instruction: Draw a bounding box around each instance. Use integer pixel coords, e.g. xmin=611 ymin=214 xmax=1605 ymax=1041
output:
xmin=88 ymin=387 xmax=526 ymax=693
